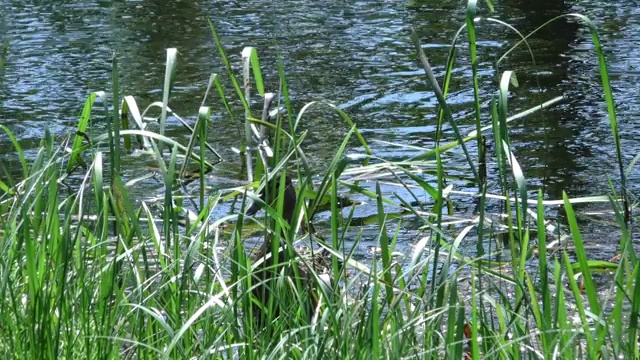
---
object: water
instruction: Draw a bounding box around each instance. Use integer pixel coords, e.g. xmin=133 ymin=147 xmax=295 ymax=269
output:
xmin=1 ymin=0 xmax=639 ymax=258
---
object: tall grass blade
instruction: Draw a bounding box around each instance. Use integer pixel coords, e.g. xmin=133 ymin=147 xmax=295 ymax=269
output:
xmin=465 ymin=0 xmax=484 ymax=175
xmin=0 ymin=41 xmax=7 ymax=72
xmin=562 ymin=192 xmax=601 ymax=315
xmin=111 ymin=52 xmax=121 ymax=175
xmin=67 ymin=92 xmax=107 ymax=173
xmin=159 ymin=48 xmax=177 ymax=152
xmin=0 ymin=125 xmax=27 ymax=180
xmin=410 ymin=29 xmax=478 ymax=182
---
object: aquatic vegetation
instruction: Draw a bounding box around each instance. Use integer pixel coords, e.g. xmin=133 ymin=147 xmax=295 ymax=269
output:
xmin=0 ymin=1 xmax=637 ymax=359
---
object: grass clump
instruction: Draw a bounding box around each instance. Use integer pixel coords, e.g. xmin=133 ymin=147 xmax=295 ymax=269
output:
xmin=0 ymin=1 xmax=638 ymax=359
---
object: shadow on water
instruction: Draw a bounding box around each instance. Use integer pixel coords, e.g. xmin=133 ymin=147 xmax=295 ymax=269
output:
xmin=403 ymin=1 xmax=637 ymax=259
xmin=498 ymin=0 xmax=591 ymax=203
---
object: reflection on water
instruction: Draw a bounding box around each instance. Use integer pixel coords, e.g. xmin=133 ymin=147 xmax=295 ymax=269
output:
xmin=1 ymin=1 xmax=639 ymax=217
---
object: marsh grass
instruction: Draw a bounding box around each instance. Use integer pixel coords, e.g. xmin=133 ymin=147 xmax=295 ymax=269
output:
xmin=0 ymin=1 xmax=638 ymax=359
xmin=0 ymin=41 xmax=7 ymax=74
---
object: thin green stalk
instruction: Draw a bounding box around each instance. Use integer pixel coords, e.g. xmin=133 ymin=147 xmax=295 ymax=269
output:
xmin=111 ymin=52 xmax=121 ymax=176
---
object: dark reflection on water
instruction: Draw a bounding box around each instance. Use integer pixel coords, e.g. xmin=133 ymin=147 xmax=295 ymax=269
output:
xmin=1 ymin=1 xmax=639 ymax=238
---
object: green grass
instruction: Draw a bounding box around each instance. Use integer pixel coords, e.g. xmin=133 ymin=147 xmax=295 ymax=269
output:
xmin=0 ymin=41 xmax=7 ymax=74
xmin=0 ymin=1 xmax=638 ymax=359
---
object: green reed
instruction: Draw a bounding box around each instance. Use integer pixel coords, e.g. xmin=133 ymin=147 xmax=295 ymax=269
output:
xmin=0 ymin=1 xmax=637 ymax=358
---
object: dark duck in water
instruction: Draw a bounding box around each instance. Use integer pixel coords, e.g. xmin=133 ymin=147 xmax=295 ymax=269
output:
xmin=245 ymin=175 xmax=331 ymax=327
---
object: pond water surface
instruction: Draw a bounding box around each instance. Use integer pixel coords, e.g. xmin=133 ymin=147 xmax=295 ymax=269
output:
xmin=1 ymin=0 xmax=639 ymax=259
